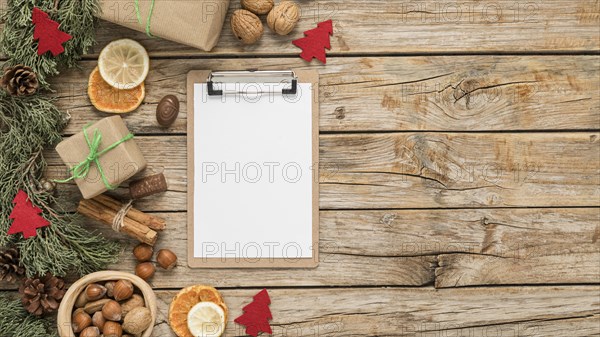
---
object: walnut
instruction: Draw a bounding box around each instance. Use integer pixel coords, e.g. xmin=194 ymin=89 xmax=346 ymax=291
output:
xmin=267 ymin=1 xmax=300 ymax=35
xmin=231 ymin=9 xmax=264 ymax=44
xmin=241 ymin=0 xmax=274 ymax=15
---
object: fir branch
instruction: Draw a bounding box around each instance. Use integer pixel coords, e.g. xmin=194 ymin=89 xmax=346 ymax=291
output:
xmin=0 ymin=294 xmax=58 ymax=337
xmin=0 ymin=90 xmax=121 ymax=277
xmin=0 ymin=0 xmax=100 ymax=88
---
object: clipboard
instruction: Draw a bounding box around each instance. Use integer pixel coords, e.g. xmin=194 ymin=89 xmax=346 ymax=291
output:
xmin=187 ymin=69 xmax=319 ymax=268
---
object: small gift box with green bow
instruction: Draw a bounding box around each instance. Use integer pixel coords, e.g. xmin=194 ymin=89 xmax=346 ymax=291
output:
xmin=55 ymin=116 xmax=147 ymax=199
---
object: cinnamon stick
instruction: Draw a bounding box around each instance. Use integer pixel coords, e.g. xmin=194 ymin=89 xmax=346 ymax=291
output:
xmin=78 ymin=199 xmax=158 ymax=246
xmin=93 ymin=194 xmax=166 ymax=231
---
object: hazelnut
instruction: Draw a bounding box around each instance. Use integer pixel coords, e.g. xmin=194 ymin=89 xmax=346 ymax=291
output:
xmin=79 ymin=326 xmax=100 ymax=337
xmin=133 ymin=243 xmax=153 ymax=262
xmin=267 ymin=1 xmax=300 ymax=35
xmin=85 ymin=284 xmax=107 ymax=301
xmin=135 ymin=262 xmax=156 ymax=280
xmin=103 ymin=321 xmax=123 ymax=337
xmin=72 ymin=309 xmax=92 ymax=333
xmin=121 ymin=294 xmax=145 ymax=316
xmin=156 ymin=249 xmax=178 ymax=270
xmin=105 ymin=281 xmax=116 ymax=298
xmin=84 ymin=299 xmax=111 ymax=314
xmin=123 ymin=307 xmax=152 ymax=335
xmin=113 ymin=280 xmax=134 ymax=301
xmin=241 ymin=0 xmax=274 ymax=15
xmin=92 ymin=311 xmax=106 ymax=332
xmin=102 ymin=300 xmax=123 ymax=321
xmin=75 ymin=291 xmax=88 ymax=308
xmin=231 ymin=9 xmax=264 ymax=44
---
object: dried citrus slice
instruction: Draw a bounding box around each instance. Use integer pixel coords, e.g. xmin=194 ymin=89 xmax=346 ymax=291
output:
xmin=98 ymin=39 xmax=149 ymax=90
xmin=169 ymin=285 xmax=228 ymax=337
xmin=88 ymin=67 xmax=145 ymax=114
xmin=187 ymin=302 xmax=225 ymax=337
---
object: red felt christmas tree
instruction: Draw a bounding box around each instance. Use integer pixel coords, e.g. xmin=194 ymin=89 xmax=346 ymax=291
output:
xmin=234 ymin=289 xmax=273 ymax=336
xmin=292 ymin=20 xmax=333 ymax=64
xmin=32 ymin=7 xmax=72 ymax=57
xmin=7 ymin=190 xmax=50 ymax=239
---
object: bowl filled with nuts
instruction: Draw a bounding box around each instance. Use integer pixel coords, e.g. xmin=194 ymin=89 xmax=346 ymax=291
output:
xmin=57 ymin=271 xmax=157 ymax=337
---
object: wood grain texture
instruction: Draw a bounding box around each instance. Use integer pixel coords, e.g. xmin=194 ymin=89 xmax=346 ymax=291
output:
xmin=2 ymin=208 xmax=595 ymax=290
xmin=148 ymin=287 xmax=600 ymax=337
xmin=45 ymin=132 xmax=600 ymax=210
xmin=49 ymin=56 xmax=600 ymax=134
xmin=2 ymin=0 xmax=598 ymax=57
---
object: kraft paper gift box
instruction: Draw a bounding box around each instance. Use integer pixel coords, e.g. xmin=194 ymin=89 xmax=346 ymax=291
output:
xmin=97 ymin=0 xmax=230 ymax=51
xmin=55 ymin=116 xmax=147 ymax=199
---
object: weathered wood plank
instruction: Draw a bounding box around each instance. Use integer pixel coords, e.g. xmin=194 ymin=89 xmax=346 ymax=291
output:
xmin=147 ymin=287 xmax=599 ymax=337
xmin=2 ymin=0 xmax=598 ymax=57
xmin=3 ymin=208 xmax=595 ymax=290
xmin=50 ymin=56 xmax=600 ymax=134
xmin=45 ymin=132 xmax=600 ymax=209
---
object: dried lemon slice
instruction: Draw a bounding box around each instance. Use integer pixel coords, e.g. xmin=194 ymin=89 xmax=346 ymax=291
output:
xmin=88 ymin=67 xmax=145 ymax=113
xmin=187 ymin=302 xmax=225 ymax=337
xmin=98 ymin=39 xmax=149 ymax=90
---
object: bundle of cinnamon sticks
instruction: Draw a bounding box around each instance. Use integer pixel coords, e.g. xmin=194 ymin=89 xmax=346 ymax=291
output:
xmin=78 ymin=194 xmax=166 ymax=246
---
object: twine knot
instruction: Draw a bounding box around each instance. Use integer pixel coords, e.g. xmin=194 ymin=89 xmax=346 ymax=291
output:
xmin=112 ymin=200 xmax=133 ymax=232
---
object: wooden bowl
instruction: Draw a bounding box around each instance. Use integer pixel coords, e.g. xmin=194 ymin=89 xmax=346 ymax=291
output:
xmin=57 ymin=271 xmax=157 ymax=337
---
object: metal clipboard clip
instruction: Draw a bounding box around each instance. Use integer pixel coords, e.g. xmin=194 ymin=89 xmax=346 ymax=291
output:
xmin=207 ymin=70 xmax=298 ymax=96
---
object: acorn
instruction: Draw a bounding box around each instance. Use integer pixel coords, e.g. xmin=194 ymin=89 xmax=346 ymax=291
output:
xmin=133 ymin=243 xmax=153 ymax=262
xmin=135 ymin=262 xmax=156 ymax=281
xmin=113 ymin=280 xmax=134 ymax=301
xmin=156 ymin=249 xmax=178 ymax=270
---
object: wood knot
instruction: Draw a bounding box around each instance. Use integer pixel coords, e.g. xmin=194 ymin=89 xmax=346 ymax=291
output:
xmin=334 ymin=107 xmax=346 ymax=120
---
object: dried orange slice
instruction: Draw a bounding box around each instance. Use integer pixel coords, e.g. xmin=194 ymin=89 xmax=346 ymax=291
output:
xmin=88 ymin=66 xmax=145 ymax=114
xmin=169 ymin=285 xmax=228 ymax=337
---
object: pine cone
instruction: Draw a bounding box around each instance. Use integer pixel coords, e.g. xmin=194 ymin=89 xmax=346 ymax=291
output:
xmin=19 ymin=273 xmax=66 ymax=316
xmin=0 ymin=248 xmax=26 ymax=283
xmin=1 ymin=65 xmax=39 ymax=96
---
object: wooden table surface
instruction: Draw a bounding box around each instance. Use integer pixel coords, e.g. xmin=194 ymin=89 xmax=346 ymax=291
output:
xmin=3 ymin=0 xmax=600 ymax=336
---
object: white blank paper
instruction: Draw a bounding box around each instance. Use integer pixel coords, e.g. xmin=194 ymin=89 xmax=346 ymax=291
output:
xmin=193 ymin=83 xmax=314 ymax=260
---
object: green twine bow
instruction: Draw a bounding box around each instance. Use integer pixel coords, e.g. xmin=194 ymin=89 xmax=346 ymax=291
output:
xmin=134 ymin=0 xmax=156 ymax=37
xmin=56 ymin=125 xmax=134 ymax=190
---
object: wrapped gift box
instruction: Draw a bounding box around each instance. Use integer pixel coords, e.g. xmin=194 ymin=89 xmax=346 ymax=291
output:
xmin=55 ymin=116 xmax=147 ymax=199
xmin=97 ymin=0 xmax=230 ymax=51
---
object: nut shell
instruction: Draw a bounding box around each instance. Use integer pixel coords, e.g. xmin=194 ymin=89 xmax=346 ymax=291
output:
xmin=135 ymin=262 xmax=156 ymax=281
xmin=241 ymin=0 xmax=274 ymax=14
xmin=92 ymin=311 xmax=106 ymax=332
xmin=72 ymin=309 xmax=92 ymax=333
xmin=84 ymin=299 xmax=111 ymax=314
xmin=113 ymin=280 xmax=134 ymax=301
xmin=156 ymin=249 xmax=178 ymax=270
xmin=80 ymin=326 xmax=100 ymax=337
xmin=103 ymin=321 xmax=123 ymax=337
xmin=122 ymin=307 xmax=152 ymax=335
xmin=133 ymin=243 xmax=154 ymax=262
xmin=121 ymin=294 xmax=145 ymax=316
xmin=85 ymin=284 xmax=107 ymax=301
xmin=267 ymin=1 xmax=300 ymax=35
xmin=102 ymin=300 xmax=123 ymax=321
xmin=231 ymin=9 xmax=264 ymax=44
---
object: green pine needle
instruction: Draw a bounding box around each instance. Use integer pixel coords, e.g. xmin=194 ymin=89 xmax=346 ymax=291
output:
xmin=0 ymin=294 xmax=58 ymax=337
xmin=0 ymin=0 xmax=100 ymax=88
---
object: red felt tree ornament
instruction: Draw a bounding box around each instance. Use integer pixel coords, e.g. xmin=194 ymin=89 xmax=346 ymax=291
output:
xmin=7 ymin=190 xmax=51 ymax=239
xmin=292 ymin=20 xmax=333 ymax=64
xmin=32 ymin=7 xmax=72 ymax=57
xmin=234 ymin=289 xmax=273 ymax=336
